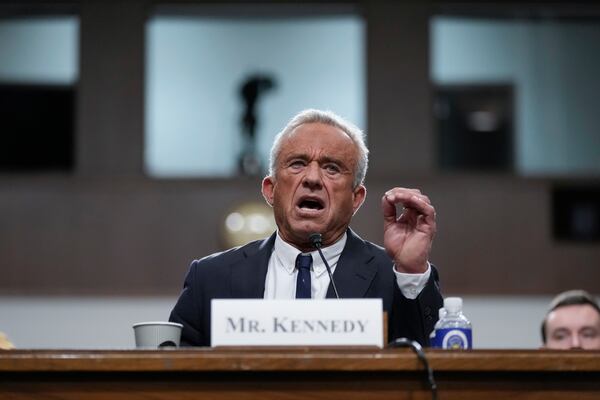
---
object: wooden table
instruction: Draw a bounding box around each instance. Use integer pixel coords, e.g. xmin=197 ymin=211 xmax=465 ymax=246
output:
xmin=2 ymin=348 xmax=600 ymax=399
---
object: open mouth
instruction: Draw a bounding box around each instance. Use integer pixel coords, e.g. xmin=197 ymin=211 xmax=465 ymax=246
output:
xmin=297 ymin=197 xmax=325 ymax=211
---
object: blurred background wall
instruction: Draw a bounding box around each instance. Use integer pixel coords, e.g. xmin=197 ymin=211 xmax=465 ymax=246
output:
xmin=0 ymin=1 xmax=599 ymax=349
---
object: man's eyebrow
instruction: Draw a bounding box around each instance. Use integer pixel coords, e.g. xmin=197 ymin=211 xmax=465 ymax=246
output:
xmin=282 ymin=152 xmax=309 ymax=162
xmin=552 ymin=328 xmax=570 ymax=336
xmin=282 ymin=154 xmax=349 ymax=168
xmin=319 ymin=156 xmax=343 ymax=164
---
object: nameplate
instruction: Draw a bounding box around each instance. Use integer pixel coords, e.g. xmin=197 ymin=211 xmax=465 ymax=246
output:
xmin=211 ymin=299 xmax=383 ymax=348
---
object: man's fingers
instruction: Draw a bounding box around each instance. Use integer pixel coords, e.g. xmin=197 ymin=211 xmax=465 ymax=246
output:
xmin=382 ymin=187 xmax=436 ymax=226
xmin=386 ymin=193 xmax=434 ymax=216
xmin=399 ymin=207 xmax=419 ymax=224
xmin=385 ymin=187 xmax=431 ymax=206
xmin=381 ymin=193 xmax=398 ymax=222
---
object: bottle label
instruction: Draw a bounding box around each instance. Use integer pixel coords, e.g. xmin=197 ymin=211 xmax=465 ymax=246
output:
xmin=433 ymin=328 xmax=472 ymax=349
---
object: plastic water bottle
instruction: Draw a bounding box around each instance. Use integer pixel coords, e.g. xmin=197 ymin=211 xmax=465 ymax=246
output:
xmin=432 ymin=297 xmax=472 ymax=349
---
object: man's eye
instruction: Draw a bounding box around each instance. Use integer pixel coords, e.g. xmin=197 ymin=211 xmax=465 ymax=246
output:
xmin=581 ymin=329 xmax=599 ymax=339
xmin=324 ymin=164 xmax=340 ymax=173
xmin=552 ymin=331 xmax=569 ymax=341
xmin=290 ymin=160 xmax=305 ymax=168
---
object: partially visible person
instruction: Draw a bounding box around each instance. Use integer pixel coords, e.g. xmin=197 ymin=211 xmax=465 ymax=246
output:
xmin=0 ymin=332 xmax=15 ymax=350
xmin=541 ymin=290 xmax=600 ymax=350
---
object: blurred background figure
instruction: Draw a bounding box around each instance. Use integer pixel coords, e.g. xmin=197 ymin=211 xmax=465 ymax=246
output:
xmin=0 ymin=332 xmax=15 ymax=350
xmin=541 ymin=290 xmax=600 ymax=350
xmin=239 ymin=74 xmax=276 ymax=176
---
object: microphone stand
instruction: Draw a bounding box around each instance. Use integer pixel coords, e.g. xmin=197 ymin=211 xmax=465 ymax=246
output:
xmin=309 ymin=233 xmax=340 ymax=299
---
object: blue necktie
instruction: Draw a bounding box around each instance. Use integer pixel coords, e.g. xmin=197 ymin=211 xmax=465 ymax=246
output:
xmin=295 ymin=254 xmax=312 ymax=299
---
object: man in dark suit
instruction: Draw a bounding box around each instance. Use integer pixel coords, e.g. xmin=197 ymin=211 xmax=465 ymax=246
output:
xmin=170 ymin=109 xmax=443 ymax=346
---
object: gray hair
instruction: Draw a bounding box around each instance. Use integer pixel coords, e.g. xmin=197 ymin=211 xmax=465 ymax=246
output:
xmin=268 ymin=109 xmax=369 ymax=188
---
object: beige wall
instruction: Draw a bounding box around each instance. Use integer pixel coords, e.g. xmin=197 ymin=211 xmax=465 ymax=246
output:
xmin=0 ymin=295 xmax=560 ymax=348
xmin=1 ymin=1 xmax=599 ymax=296
xmin=2 ymin=174 xmax=599 ymax=295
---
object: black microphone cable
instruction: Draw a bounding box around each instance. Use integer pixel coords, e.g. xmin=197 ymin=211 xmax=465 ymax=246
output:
xmin=388 ymin=338 xmax=437 ymax=400
xmin=308 ymin=233 xmax=340 ymax=299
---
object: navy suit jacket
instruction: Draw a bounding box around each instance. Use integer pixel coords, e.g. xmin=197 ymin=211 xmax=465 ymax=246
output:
xmin=169 ymin=229 xmax=443 ymax=347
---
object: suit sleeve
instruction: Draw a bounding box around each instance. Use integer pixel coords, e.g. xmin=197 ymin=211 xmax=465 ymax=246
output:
xmin=389 ymin=265 xmax=443 ymax=346
xmin=169 ymin=260 xmax=206 ymax=346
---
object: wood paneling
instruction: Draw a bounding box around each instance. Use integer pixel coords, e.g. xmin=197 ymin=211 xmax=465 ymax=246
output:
xmin=1 ymin=348 xmax=600 ymax=399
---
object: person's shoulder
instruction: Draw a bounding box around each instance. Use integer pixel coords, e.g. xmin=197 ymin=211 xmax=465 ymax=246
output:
xmin=362 ymin=239 xmax=386 ymax=254
xmin=347 ymin=229 xmax=391 ymax=261
xmin=190 ymin=235 xmax=273 ymax=270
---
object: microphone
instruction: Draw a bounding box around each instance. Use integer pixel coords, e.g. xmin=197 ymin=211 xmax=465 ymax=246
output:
xmin=309 ymin=233 xmax=340 ymax=299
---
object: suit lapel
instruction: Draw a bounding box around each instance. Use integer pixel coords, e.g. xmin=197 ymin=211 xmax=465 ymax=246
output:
xmin=326 ymin=229 xmax=377 ymax=299
xmin=229 ymin=230 xmax=377 ymax=299
xmin=230 ymin=233 xmax=276 ymax=298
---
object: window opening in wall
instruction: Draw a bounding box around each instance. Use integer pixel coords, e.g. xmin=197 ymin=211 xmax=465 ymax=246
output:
xmin=0 ymin=15 xmax=78 ymax=172
xmin=431 ymin=15 xmax=600 ymax=176
xmin=145 ymin=7 xmax=365 ymax=178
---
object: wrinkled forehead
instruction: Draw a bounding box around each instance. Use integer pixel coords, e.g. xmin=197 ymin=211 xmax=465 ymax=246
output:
xmin=279 ymin=122 xmax=358 ymax=158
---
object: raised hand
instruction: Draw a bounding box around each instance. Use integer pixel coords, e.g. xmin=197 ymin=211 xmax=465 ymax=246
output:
xmin=381 ymin=187 xmax=436 ymax=274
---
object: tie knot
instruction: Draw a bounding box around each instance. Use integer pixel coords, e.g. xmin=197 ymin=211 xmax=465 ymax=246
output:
xmin=296 ymin=254 xmax=312 ymax=271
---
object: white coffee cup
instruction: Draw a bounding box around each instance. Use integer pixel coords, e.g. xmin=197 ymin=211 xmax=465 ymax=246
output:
xmin=133 ymin=321 xmax=183 ymax=348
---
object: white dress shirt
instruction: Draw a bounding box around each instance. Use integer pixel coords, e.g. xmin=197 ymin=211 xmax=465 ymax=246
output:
xmin=263 ymin=231 xmax=431 ymax=300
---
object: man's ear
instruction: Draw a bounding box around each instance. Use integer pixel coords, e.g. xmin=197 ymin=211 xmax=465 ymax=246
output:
xmin=261 ymin=176 xmax=275 ymax=207
xmin=352 ymin=184 xmax=366 ymax=215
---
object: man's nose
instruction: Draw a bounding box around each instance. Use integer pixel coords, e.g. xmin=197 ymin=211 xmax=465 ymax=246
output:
xmin=302 ymin=162 xmax=323 ymax=189
xmin=570 ymin=335 xmax=582 ymax=349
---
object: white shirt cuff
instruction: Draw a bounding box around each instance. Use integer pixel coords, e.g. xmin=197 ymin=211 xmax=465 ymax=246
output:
xmin=393 ymin=262 xmax=431 ymax=299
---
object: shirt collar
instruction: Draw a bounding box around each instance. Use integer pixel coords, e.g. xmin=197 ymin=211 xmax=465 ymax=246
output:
xmin=273 ymin=231 xmax=347 ymax=277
